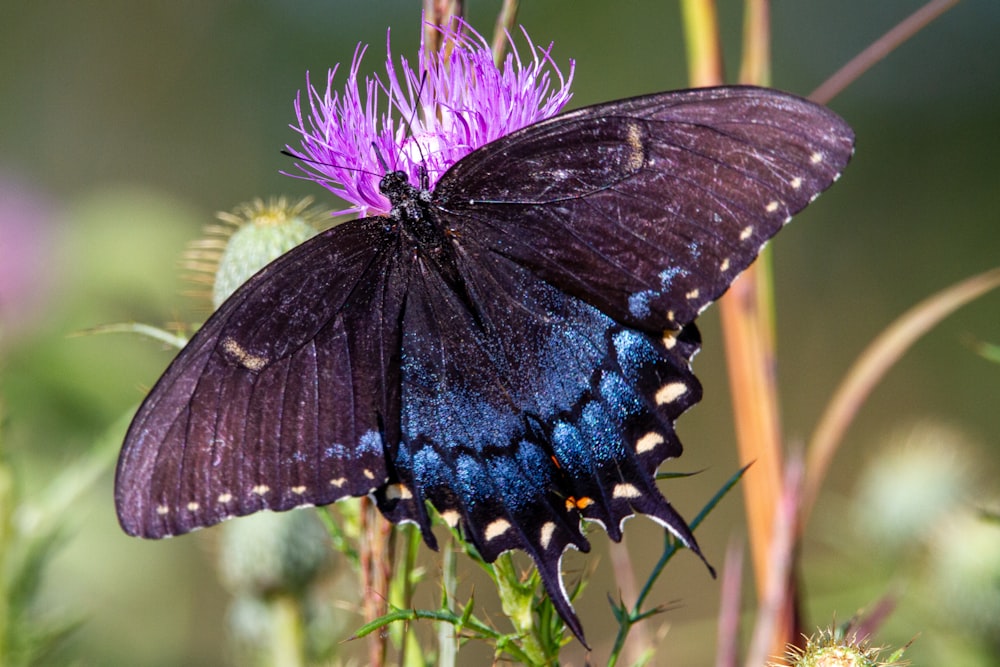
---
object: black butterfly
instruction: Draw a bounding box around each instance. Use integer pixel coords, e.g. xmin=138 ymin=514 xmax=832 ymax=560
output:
xmin=116 ymin=85 xmax=854 ymax=644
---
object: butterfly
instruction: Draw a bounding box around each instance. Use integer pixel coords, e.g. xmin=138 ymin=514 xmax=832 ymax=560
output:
xmin=115 ymin=85 xmax=854 ymax=644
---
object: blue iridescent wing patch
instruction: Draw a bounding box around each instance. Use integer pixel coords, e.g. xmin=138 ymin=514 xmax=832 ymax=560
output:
xmin=116 ymin=86 xmax=854 ymax=644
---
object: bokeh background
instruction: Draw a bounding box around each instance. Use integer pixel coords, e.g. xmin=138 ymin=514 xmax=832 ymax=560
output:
xmin=2 ymin=1 xmax=998 ymax=665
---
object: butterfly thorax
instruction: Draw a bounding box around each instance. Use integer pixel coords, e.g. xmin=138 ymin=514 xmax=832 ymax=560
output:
xmin=381 ymin=170 xmax=453 ymax=264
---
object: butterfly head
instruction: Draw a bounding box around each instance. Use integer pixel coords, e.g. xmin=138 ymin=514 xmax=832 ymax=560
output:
xmin=378 ymin=170 xmax=414 ymax=198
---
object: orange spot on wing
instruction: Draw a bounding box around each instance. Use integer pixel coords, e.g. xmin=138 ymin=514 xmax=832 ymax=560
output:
xmin=565 ymin=496 xmax=594 ymax=511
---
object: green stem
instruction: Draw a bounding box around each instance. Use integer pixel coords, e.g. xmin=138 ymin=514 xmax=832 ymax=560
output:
xmin=269 ymin=595 xmax=305 ymax=667
xmin=802 ymin=267 xmax=1000 ymax=528
xmin=607 ymin=466 xmax=749 ymax=666
xmin=437 ymin=537 xmax=458 ymax=667
xmin=493 ymin=554 xmax=549 ymax=665
xmin=491 ymin=0 xmax=520 ymax=67
xmin=679 ymin=0 xmax=724 ymax=87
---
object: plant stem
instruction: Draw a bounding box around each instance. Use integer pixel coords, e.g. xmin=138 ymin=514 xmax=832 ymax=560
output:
xmin=802 ymin=267 xmax=1000 ymax=528
xmin=270 ymin=594 xmax=306 ymax=667
xmin=491 ymin=0 xmax=520 ymax=67
xmin=810 ymin=0 xmax=961 ymax=105
xmin=679 ymin=0 xmax=724 ymax=88
xmin=437 ymin=537 xmax=458 ymax=667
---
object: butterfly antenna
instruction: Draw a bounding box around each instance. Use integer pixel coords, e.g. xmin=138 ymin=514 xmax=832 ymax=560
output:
xmin=371 ymin=143 xmax=391 ymax=173
xmin=282 ymin=148 xmax=382 ymax=181
xmin=395 ymin=71 xmax=432 ymax=189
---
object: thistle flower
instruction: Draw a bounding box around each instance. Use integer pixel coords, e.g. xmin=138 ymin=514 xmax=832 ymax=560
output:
xmin=286 ymin=18 xmax=574 ymax=217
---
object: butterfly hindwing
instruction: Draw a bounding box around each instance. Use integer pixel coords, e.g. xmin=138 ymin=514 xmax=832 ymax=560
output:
xmin=377 ymin=241 xmax=708 ymax=639
xmin=115 ymin=217 xmax=406 ymax=538
xmin=435 ymin=85 xmax=854 ymax=332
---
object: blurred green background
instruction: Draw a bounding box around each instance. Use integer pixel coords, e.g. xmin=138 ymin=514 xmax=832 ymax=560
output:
xmin=2 ymin=1 xmax=998 ymax=665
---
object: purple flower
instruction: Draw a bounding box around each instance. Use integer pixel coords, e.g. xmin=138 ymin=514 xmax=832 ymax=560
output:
xmin=286 ymin=19 xmax=574 ymax=217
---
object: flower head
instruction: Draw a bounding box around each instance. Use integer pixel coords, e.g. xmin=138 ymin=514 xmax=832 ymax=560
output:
xmin=286 ymin=19 xmax=574 ymax=217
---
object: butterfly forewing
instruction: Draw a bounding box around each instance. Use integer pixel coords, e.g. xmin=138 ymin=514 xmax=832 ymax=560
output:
xmin=435 ymin=86 xmax=854 ymax=332
xmin=116 ymin=217 xmax=407 ymax=537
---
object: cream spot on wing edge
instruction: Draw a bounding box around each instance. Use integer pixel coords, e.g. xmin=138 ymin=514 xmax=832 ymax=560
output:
xmin=811 ymin=151 xmax=823 ymax=164
xmin=720 ymin=257 xmax=731 ymax=272
xmin=790 ymin=176 xmax=803 ymax=189
xmin=766 ymin=200 xmax=780 ymax=213
xmin=485 ymin=518 xmax=512 ymax=541
xmin=613 ymin=483 xmax=642 ymax=499
xmin=291 ymin=485 xmax=307 ymax=495
xmin=636 ymin=431 xmax=665 ymax=454
xmin=440 ymin=510 xmax=460 ymax=527
xmin=221 ymin=337 xmax=268 ymax=371
xmin=363 ymin=469 xmax=375 ymax=480
xmin=685 ymin=288 xmax=700 ymax=300
xmin=251 ymin=484 xmax=270 ymax=496
xmin=740 ymin=225 xmax=754 ymax=241
xmin=540 ymin=521 xmax=556 ymax=550
xmin=217 ymin=492 xmax=233 ymax=503
xmin=186 ymin=502 xmax=200 ymax=511
xmin=656 ymin=381 xmax=688 ymax=405
xmin=329 ymin=477 xmax=347 ymax=488
xmin=385 ymin=484 xmax=413 ymax=501
xmin=156 ymin=505 xmax=170 ymax=515
xmin=662 ymin=331 xmax=677 ymax=349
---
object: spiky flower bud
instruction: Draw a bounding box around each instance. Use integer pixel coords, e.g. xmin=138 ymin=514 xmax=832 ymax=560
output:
xmin=778 ymin=628 xmax=909 ymax=667
xmin=183 ymin=197 xmax=330 ymax=310
xmin=218 ymin=510 xmax=331 ymax=597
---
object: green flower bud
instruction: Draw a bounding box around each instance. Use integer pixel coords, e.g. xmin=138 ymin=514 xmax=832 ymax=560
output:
xmin=218 ymin=510 xmax=331 ymax=597
xmin=184 ymin=197 xmax=330 ymax=310
xmin=779 ymin=627 xmax=908 ymax=667
xmin=853 ymin=421 xmax=972 ymax=548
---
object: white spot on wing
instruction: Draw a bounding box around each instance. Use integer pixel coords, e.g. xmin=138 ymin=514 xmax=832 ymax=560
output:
xmin=656 ymin=381 xmax=688 ymax=405
xmin=251 ymin=484 xmax=270 ymax=496
xmin=811 ymin=151 xmax=823 ymax=164
xmin=329 ymin=477 xmax=347 ymax=488
xmin=485 ymin=518 xmax=512 ymax=541
xmin=385 ymin=484 xmax=413 ymax=501
xmin=186 ymin=502 xmax=200 ymax=511
xmin=740 ymin=225 xmax=754 ymax=241
xmin=720 ymin=257 xmax=731 ymax=273
xmin=363 ymin=469 xmax=375 ymax=480
xmin=613 ymin=483 xmax=642 ymax=499
xmin=156 ymin=505 xmax=170 ymax=516
xmin=291 ymin=485 xmax=307 ymax=495
xmin=685 ymin=288 xmax=700 ymax=300
xmin=440 ymin=509 xmax=461 ymax=528
xmin=636 ymin=431 xmax=664 ymax=454
xmin=766 ymin=200 xmax=780 ymax=213
xmin=217 ymin=492 xmax=233 ymax=503
xmin=540 ymin=521 xmax=556 ymax=550
xmin=790 ymin=176 xmax=803 ymax=189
